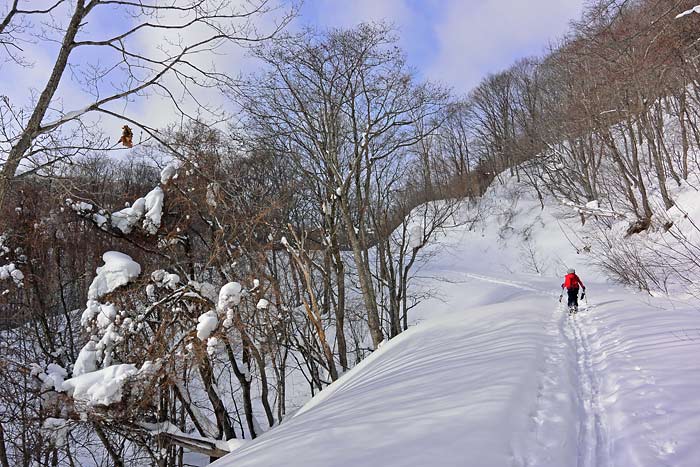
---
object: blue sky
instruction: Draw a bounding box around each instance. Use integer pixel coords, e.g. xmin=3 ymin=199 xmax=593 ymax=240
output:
xmin=294 ymin=0 xmax=585 ymax=94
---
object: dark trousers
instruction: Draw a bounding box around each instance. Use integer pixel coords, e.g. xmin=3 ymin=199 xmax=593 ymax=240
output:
xmin=567 ymin=288 xmax=579 ymax=308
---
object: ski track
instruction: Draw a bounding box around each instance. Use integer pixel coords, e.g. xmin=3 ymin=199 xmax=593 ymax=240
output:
xmin=463 ymin=272 xmax=611 ymax=467
xmin=520 ymin=305 xmax=572 ymax=467
xmin=566 ymin=307 xmax=610 ymax=467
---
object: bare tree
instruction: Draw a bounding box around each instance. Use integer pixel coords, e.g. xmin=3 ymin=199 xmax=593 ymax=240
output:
xmin=242 ymin=24 xmax=449 ymax=348
xmin=0 ymin=0 xmax=293 ymax=213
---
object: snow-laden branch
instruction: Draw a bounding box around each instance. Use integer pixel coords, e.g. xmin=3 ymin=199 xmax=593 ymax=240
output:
xmin=138 ymin=421 xmax=247 ymax=458
xmin=676 ymin=5 xmax=700 ymax=19
xmin=561 ymin=199 xmax=627 ymax=219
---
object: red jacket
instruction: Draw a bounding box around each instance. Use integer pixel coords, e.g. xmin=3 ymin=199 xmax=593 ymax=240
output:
xmin=562 ymin=273 xmax=584 ymax=290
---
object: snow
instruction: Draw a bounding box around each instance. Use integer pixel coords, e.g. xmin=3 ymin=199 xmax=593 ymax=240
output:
xmin=218 ymin=282 xmax=243 ymax=328
xmin=207 ymin=182 xmax=219 ymax=207
xmin=146 ymin=284 xmax=156 ymax=301
xmin=585 ymin=199 xmax=599 ymax=209
xmin=95 ymin=302 xmax=118 ymax=329
xmin=218 ymin=282 xmax=242 ymax=310
xmin=62 ymin=363 xmax=138 ymax=406
xmin=42 ymin=418 xmax=70 ymax=447
xmin=41 ymin=106 xmax=91 ymax=128
xmin=34 ymin=363 xmax=68 ymax=390
xmin=190 ymin=280 xmax=219 ymax=303
xmin=223 ymin=439 xmax=248 ymax=452
xmin=160 ymin=162 xmax=180 ymax=184
xmin=562 ymin=198 xmax=624 ymax=219
xmin=212 ymin=175 xmax=700 ymax=467
xmin=87 ymin=251 xmax=141 ymax=300
xmin=151 ymin=269 xmax=180 ymax=289
xmin=81 ymin=300 xmax=103 ymax=327
xmin=0 ymin=263 xmax=23 ymax=286
xmin=196 ymin=310 xmax=218 ymax=341
xmin=207 ymin=336 xmax=221 ymax=355
xmin=72 ymin=340 xmax=98 ymax=376
xmin=408 ymin=224 xmax=423 ymax=249
xmin=143 ymin=186 xmax=164 ymax=234
xmin=256 ymin=298 xmax=269 ymax=310
xmin=676 ymin=5 xmax=700 ymax=18
xmin=110 ymin=186 xmax=164 ymax=234
xmin=111 ymin=198 xmax=146 ymax=234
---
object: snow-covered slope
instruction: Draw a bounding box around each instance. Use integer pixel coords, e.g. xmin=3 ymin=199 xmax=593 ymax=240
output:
xmin=212 ymin=177 xmax=700 ymax=467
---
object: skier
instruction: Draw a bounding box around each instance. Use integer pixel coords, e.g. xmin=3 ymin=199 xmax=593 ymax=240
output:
xmin=561 ymin=268 xmax=585 ymax=313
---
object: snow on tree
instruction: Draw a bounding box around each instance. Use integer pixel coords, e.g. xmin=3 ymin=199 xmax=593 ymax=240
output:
xmin=87 ymin=252 xmax=141 ymax=300
xmin=61 ymin=363 xmax=140 ymax=406
xmin=676 ymin=5 xmax=700 ymax=18
xmin=110 ymin=186 xmax=165 ymax=235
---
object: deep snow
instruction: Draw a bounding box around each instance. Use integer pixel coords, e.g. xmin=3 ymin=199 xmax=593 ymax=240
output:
xmin=211 ymin=178 xmax=700 ymax=467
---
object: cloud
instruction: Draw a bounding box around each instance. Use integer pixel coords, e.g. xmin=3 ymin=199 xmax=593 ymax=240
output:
xmin=302 ymin=0 xmax=413 ymax=29
xmin=295 ymin=0 xmax=425 ymax=60
xmin=425 ymin=0 xmax=584 ymax=93
xmin=295 ymin=0 xmax=584 ymax=94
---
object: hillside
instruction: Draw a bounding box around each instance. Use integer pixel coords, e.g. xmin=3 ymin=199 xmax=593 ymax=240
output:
xmin=211 ymin=178 xmax=700 ymax=467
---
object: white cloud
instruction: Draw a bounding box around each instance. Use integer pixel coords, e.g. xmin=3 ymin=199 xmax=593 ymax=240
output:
xmin=295 ymin=0 xmax=584 ymax=94
xmin=305 ymin=0 xmax=412 ymax=28
xmin=426 ymin=0 xmax=585 ymax=92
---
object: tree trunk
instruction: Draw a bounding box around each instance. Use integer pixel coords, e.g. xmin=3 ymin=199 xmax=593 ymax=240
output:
xmin=679 ymin=92 xmax=689 ymax=180
xmin=330 ymin=244 xmax=349 ymax=371
xmin=338 ymin=198 xmax=383 ymax=348
xmin=235 ymin=324 xmax=275 ymax=428
xmin=198 ymin=359 xmax=236 ymax=440
xmin=0 ymin=422 xmax=9 ymax=467
xmin=224 ymin=343 xmax=255 ymax=439
xmin=94 ymin=425 xmax=124 ymax=467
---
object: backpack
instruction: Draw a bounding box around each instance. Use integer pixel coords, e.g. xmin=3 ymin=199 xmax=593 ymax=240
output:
xmin=563 ymin=273 xmax=581 ymax=289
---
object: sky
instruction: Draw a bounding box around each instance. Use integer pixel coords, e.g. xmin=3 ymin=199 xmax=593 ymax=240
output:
xmin=1 ymin=0 xmax=586 ymax=151
xmin=295 ymin=0 xmax=586 ymax=94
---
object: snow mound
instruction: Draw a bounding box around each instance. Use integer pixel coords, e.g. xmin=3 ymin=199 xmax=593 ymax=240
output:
xmin=212 ymin=290 xmax=558 ymax=467
xmin=87 ymin=252 xmax=141 ymax=300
